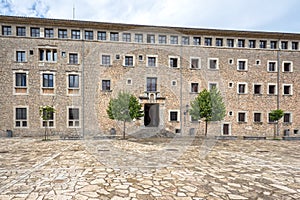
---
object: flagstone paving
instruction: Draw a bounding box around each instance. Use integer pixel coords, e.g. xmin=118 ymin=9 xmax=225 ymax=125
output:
xmin=0 ymin=137 xmax=299 ymax=199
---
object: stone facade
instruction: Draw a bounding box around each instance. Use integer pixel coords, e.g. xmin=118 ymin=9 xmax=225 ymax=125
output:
xmin=0 ymin=15 xmax=299 ymax=137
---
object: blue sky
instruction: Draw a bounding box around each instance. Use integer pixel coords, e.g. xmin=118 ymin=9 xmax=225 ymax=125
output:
xmin=1 ymin=0 xmax=300 ymax=33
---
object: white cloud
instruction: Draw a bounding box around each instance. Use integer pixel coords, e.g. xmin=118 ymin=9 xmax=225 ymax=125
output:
xmin=1 ymin=0 xmax=300 ymax=32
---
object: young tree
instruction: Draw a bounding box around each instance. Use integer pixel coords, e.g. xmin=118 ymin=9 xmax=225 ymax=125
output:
xmin=269 ymin=109 xmax=284 ymax=138
xmin=39 ymin=105 xmax=55 ymax=141
xmin=189 ymin=87 xmax=226 ymax=136
xmin=107 ymin=92 xmax=144 ymax=139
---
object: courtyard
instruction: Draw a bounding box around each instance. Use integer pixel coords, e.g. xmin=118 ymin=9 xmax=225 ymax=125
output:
xmin=0 ymin=137 xmax=299 ymax=200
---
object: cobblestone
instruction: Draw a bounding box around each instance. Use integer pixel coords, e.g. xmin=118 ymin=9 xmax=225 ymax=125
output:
xmin=0 ymin=138 xmax=299 ymax=199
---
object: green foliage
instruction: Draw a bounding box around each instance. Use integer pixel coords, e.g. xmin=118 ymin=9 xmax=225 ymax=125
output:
xmin=269 ymin=109 xmax=284 ymax=122
xmin=190 ymin=89 xmax=211 ymax=121
xmin=39 ymin=106 xmax=55 ymax=120
xmin=190 ymin=88 xmax=226 ymax=122
xmin=107 ymin=91 xmax=144 ymax=122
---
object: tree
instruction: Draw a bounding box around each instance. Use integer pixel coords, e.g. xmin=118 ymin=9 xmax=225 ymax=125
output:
xmin=39 ymin=105 xmax=56 ymax=141
xmin=189 ymin=87 xmax=226 ymax=136
xmin=107 ymin=92 xmax=144 ymax=139
xmin=269 ymin=109 xmax=284 ymax=138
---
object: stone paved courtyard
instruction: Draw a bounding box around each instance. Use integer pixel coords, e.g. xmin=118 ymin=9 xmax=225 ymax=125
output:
xmin=0 ymin=137 xmax=299 ymax=200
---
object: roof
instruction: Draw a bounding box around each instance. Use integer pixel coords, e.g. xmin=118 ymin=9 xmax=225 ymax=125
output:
xmin=1 ymin=15 xmax=300 ymax=40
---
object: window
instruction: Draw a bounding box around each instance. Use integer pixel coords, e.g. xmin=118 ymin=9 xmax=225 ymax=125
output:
xmin=127 ymin=79 xmax=132 ymax=85
xmin=292 ymin=42 xmax=298 ymax=50
xmin=147 ymin=77 xmax=157 ymax=92
xmin=227 ymin=39 xmax=234 ymax=47
xmin=283 ymin=113 xmax=291 ymax=123
xmin=238 ymin=112 xmax=246 ymax=122
xmin=208 ymin=58 xmax=218 ymax=69
xmin=253 ymin=113 xmax=262 ymax=123
xmin=270 ymin=41 xmax=277 ymax=49
xmin=169 ymin=111 xmax=179 ymax=122
xmin=138 ymin=55 xmax=143 ymax=61
xmin=147 ymin=56 xmax=157 ymax=67
xmin=216 ymin=38 xmax=223 ymax=46
xmin=237 ymin=83 xmax=247 ymax=94
xmin=42 ymin=73 xmax=54 ymax=88
xmin=147 ymin=34 xmax=155 ymax=43
xmin=204 ymin=37 xmax=212 ymax=46
xmin=283 ymin=61 xmax=293 ymax=72
xmin=68 ymin=74 xmax=80 ymax=95
xmin=259 ymin=40 xmax=267 ymax=48
xmin=102 ymin=80 xmax=111 ymax=91
xmin=209 ymin=83 xmax=217 ymax=90
xmin=85 ymin=31 xmax=93 ymax=40
xmin=69 ymin=53 xmax=78 ymax=64
xmin=191 ymin=83 xmax=199 ymax=93
xmin=58 ymin=29 xmax=67 ymax=38
xmin=171 ymin=80 xmax=177 ymax=86
xmin=16 ymin=51 xmax=26 ymax=62
xmin=2 ymin=25 xmax=12 ymax=35
xmin=122 ymin=33 xmax=131 ymax=42
xmin=71 ymin=30 xmax=80 ymax=39
xmin=170 ymin=36 xmax=178 ymax=44
xmin=191 ymin=58 xmax=200 ymax=69
xmin=283 ymin=84 xmax=292 ymax=95
xmin=267 ymin=61 xmax=277 ymax=72
xmin=17 ymin=27 xmax=26 ymax=36
xmin=182 ymin=36 xmax=189 ymax=45
xmin=124 ymin=56 xmax=134 ymax=67
xmin=256 ymin=60 xmax=261 ymax=65
xmin=193 ymin=37 xmax=201 ymax=45
xmin=253 ymin=84 xmax=262 ymax=94
xmin=268 ymin=84 xmax=277 ymax=95
xmin=15 ymin=72 xmax=27 ymax=87
xmin=45 ymin=28 xmax=54 ymax=38
xmin=41 ymin=107 xmax=54 ymax=127
xmin=68 ymin=108 xmax=80 ymax=127
xmin=15 ymin=107 xmax=27 ymax=127
xmin=268 ymin=113 xmax=275 ymax=123
xmin=158 ymin=35 xmax=167 ymax=44
xmin=237 ymin=59 xmax=247 ymax=71
xmin=281 ymin=41 xmax=288 ymax=49
xmin=238 ymin=39 xmax=245 ymax=47
xmin=135 ymin=34 xmax=143 ymax=43
xmin=14 ymin=72 xmax=28 ymax=94
xmin=101 ymin=55 xmax=111 ymax=65
xmin=110 ymin=32 xmax=119 ymax=41
xmin=39 ymin=49 xmax=57 ymax=62
xmin=249 ymin=40 xmax=256 ymax=48
xmin=31 ymin=27 xmax=40 ymax=37
xmin=98 ymin=31 xmax=106 ymax=40
xmin=68 ymin=74 xmax=79 ymax=88
xmin=229 ymin=59 xmax=233 ymax=65
xmin=228 ymin=82 xmax=233 ymax=88
xmin=169 ymin=57 xmax=179 ymax=68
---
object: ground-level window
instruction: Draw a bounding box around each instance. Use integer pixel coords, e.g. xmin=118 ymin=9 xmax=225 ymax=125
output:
xmin=41 ymin=108 xmax=54 ymax=127
xmin=68 ymin=108 xmax=80 ymax=127
xmin=15 ymin=107 xmax=27 ymax=127
xmin=169 ymin=110 xmax=180 ymax=122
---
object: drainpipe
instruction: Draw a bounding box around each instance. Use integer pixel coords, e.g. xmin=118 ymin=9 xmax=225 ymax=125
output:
xmin=81 ymin=36 xmax=85 ymax=139
xmin=276 ymin=41 xmax=281 ymax=136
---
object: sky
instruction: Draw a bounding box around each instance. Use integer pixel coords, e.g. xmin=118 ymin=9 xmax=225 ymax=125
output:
xmin=1 ymin=0 xmax=300 ymax=33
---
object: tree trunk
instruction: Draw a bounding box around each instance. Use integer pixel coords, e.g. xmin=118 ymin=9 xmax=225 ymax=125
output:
xmin=123 ymin=121 xmax=126 ymax=140
xmin=205 ymin=120 xmax=208 ymax=137
xmin=273 ymin=123 xmax=276 ymax=139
